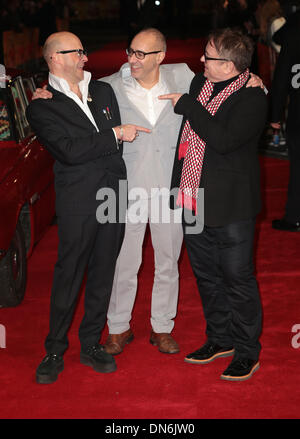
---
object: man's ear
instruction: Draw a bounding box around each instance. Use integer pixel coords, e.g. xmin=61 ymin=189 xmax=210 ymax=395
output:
xmin=50 ymin=52 xmax=61 ymax=65
xmin=157 ymin=51 xmax=166 ymax=65
xmin=224 ymin=60 xmax=236 ymax=75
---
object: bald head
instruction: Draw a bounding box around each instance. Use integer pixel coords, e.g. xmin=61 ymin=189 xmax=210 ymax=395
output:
xmin=131 ymin=28 xmax=167 ymax=53
xmin=43 ymin=32 xmax=82 ymax=65
xmin=128 ymin=28 xmax=167 ymax=88
xmin=42 ymin=31 xmax=87 ymax=87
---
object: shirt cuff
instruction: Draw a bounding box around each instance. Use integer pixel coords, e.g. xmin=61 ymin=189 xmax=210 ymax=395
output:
xmin=112 ymin=128 xmax=120 ymax=149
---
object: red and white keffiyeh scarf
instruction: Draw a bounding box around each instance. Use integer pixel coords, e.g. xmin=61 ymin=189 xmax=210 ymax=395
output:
xmin=177 ymin=69 xmax=250 ymax=212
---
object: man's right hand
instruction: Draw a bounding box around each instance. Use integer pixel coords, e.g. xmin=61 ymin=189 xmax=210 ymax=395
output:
xmin=114 ymin=124 xmax=151 ymax=143
xmin=31 ymin=87 xmax=151 ymax=143
xmin=32 ymin=85 xmax=53 ymax=100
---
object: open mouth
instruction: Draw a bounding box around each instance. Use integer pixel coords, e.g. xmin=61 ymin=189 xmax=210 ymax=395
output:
xmin=77 ymin=65 xmax=85 ymax=75
xmin=130 ymin=64 xmax=141 ymax=72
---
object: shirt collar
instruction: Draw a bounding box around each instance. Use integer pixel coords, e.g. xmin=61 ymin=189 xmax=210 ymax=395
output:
xmin=121 ymin=63 xmax=165 ymax=92
xmin=48 ymin=70 xmax=92 ymax=102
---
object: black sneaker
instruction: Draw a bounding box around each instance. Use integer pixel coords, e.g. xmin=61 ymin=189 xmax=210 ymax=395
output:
xmin=80 ymin=344 xmax=116 ymax=373
xmin=184 ymin=342 xmax=234 ymax=364
xmin=36 ymin=353 xmax=64 ymax=384
xmin=220 ymin=358 xmax=260 ymax=381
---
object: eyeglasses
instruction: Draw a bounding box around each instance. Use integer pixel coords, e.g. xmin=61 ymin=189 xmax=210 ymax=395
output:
xmin=56 ymin=49 xmax=88 ymax=58
xmin=203 ymin=54 xmax=230 ymax=62
xmin=126 ymin=48 xmax=162 ymax=60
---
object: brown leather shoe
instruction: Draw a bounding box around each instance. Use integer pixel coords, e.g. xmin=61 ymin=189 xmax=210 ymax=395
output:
xmin=104 ymin=329 xmax=134 ymax=355
xmin=150 ymin=331 xmax=180 ymax=354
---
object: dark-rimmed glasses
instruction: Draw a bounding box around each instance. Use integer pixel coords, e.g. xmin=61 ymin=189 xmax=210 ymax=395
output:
xmin=126 ymin=48 xmax=162 ymax=60
xmin=203 ymin=53 xmax=230 ymax=62
xmin=56 ymin=49 xmax=88 ymax=58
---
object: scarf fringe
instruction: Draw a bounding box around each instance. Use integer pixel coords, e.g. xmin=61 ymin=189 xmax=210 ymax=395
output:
xmin=176 ymin=189 xmax=198 ymax=214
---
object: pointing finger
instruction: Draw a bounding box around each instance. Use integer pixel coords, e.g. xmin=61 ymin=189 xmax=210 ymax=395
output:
xmin=158 ymin=94 xmax=176 ymax=100
xmin=135 ymin=125 xmax=151 ymax=133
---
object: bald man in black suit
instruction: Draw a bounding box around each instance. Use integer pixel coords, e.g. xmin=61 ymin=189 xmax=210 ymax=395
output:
xmin=27 ymin=31 xmax=149 ymax=384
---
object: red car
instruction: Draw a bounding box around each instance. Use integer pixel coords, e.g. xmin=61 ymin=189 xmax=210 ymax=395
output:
xmin=0 ymin=65 xmax=55 ymax=307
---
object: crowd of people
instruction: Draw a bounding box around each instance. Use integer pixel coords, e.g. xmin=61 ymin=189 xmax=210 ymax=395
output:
xmin=0 ymin=0 xmax=297 ymax=51
xmin=0 ymin=0 xmax=72 ymax=32
xmin=0 ymin=0 xmax=73 ymax=61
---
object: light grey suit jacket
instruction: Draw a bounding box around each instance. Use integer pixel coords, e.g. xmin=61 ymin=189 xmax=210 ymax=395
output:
xmin=100 ymin=63 xmax=194 ymax=197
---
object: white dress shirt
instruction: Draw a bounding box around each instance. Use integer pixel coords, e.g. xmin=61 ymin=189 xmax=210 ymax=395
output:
xmin=49 ymin=70 xmax=99 ymax=132
xmin=123 ymin=73 xmax=169 ymax=126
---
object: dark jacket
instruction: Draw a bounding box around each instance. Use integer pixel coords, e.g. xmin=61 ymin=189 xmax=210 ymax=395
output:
xmin=26 ymin=80 xmax=126 ymax=215
xmin=170 ymin=72 xmax=268 ymax=226
xmin=270 ymin=18 xmax=300 ymax=133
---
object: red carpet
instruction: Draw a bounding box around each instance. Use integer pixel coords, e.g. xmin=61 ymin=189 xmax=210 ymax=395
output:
xmin=1 ymin=157 xmax=300 ymax=419
xmin=1 ymin=40 xmax=299 ymax=421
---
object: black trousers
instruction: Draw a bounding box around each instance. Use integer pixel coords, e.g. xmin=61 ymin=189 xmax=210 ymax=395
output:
xmin=285 ymin=129 xmax=300 ymax=222
xmin=183 ymin=216 xmax=262 ymax=361
xmin=45 ymin=214 xmax=125 ymax=356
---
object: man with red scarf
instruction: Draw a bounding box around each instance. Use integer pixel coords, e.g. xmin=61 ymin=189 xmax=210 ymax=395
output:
xmin=160 ymin=28 xmax=267 ymax=381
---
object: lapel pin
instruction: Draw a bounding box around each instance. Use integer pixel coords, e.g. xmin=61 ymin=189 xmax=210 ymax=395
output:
xmin=87 ymin=93 xmax=92 ymax=102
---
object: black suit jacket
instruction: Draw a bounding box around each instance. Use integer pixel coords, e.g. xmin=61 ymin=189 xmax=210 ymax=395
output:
xmin=26 ymin=79 xmax=126 ymax=215
xmin=170 ymin=73 xmax=268 ymax=226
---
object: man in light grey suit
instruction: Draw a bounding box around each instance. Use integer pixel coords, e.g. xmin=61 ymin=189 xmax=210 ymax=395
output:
xmin=102 ymin=28 xmax=194 ymax=355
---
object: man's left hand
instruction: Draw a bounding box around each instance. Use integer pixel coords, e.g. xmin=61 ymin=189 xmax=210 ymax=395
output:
xmin=247 ymin=73 xmax=264 ymax=89
xmin=32 ymin=85 xmax=53 ymax=100
xmin=158 ymin=93 xmax=183 ymax=107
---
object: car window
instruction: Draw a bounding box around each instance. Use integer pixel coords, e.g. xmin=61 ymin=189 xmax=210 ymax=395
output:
xmin=22 ymin=77 xmax=36 ymax=102
xmin=0 ymin=100 xmax=11 ymax=140
xmin=10 ymin=76 xmax=35 ymax=140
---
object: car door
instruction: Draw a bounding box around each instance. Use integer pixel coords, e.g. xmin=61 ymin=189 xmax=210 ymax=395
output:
xmin=9 ymin=75 xmax=55 ymax=249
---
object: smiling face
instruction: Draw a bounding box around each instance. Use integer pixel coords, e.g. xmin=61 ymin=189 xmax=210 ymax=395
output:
xmin=57 ymin=34 xmax=87 ymax=84
xmin=45 ymin=32 xmax=88 ymax=86
xmin=200 ymin=40 xmax=230 ymax=83
xmin=128 ymin=30 xmax=165 ymax=88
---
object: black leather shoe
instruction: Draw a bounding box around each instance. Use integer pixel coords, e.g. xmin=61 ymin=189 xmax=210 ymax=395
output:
xmin=221 ymin=358 xmax=260 ymax=381
xmin=272 ymin=218 xmax=300 ymax=232
xmin=36 ymin=353 xmax=64 ymax=384
xmin=184 ymin=341 xmax=234 ymax=364
xmin=80 ymin=344 xmax=116 ymax=373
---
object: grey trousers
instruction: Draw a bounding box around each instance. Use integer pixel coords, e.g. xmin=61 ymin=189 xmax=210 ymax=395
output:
xmin=107 ymin=194 xmax=183 ymax=334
